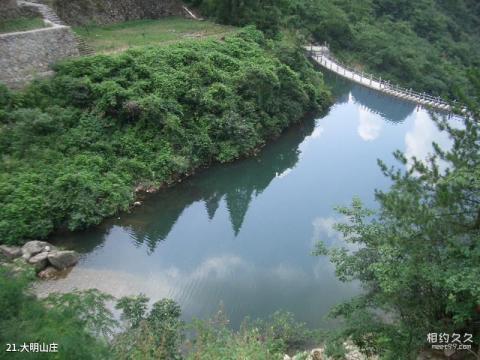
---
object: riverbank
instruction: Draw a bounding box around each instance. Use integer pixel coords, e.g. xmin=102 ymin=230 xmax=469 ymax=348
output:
xmin=0 ymin=267 xmax=367 ymax=359
xmin=287 ymin=343 xmax=379 ymax=360
xmin=0 ymin=27 xmax=331 ymax=245
xmin=0 ymin=240 xmax=79 ymax=278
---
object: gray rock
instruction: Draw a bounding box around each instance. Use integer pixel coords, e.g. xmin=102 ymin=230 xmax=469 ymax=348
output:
xmin=48 ymin=250 xmax=79 ymax=270
xmin=38 ymin=266 xmax=59 ymax=279
xmin=311 ymin=350 xmax=323 ymax=360
xmin=0 ymin=245 xmax=22 ymax=259
xmin=28 ymin=252 xmax=49 ymax=272
xmin=21 ymin=240 xmax=55 ymax=260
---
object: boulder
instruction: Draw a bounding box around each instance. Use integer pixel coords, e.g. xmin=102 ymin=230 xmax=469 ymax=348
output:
xmin=21 ymin=241 xmax=55 ymax=260
xmin=38 ymin=266 xmax=60 ymax=280
xmin=48 ymin=250 xmax=79 ymax=270
xmin=311 ymin=350 xmax=323 ymax=360
xmin=28 ymin=252 xmax=49 ymax=272
xmin=0 ymin=245 xmax=22 ymax=259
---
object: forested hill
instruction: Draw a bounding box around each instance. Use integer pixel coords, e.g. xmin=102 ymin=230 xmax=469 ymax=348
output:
xmin=187 ymin=0 xmax=480 ymax=98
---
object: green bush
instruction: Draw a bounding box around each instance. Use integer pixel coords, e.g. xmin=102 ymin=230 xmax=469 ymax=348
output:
xmin=314 ymin=72 xmax=480 ymax=358
xmin=0 ymin=271 xmax=320 ymax=360
xmin=184 ymin=308 xmax=317 ymax=359
xmin=113 ymin=295 xmax=184 ymax=360
xmin=0 ymin=269 xmax=113 ymax=359
xmin=0 ymin=27 xmax=330 ymax=244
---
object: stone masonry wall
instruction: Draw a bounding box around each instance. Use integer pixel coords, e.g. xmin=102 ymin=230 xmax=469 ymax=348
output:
xmin=1 ymin=0 xmax=20 ymax=19
xmin=51 ymin=0 xmax=186 ymax=26
xmin=0 ymin=26 xmax=79 ymax=88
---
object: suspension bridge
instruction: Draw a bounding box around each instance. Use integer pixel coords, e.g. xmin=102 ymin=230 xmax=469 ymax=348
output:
xmin=307 ymin=45 xmax=456 ymax=112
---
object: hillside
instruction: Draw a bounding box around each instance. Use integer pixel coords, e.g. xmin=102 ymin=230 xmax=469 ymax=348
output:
xmin=187 ymin=0 xmax=480 ymax=98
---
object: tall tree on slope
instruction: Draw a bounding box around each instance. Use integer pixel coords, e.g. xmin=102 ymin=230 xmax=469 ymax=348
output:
xmin=316 ymin=70 xmax=480 ymax=359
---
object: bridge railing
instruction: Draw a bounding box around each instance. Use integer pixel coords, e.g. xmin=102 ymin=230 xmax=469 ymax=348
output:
xmin=307 ymin=46 xmax=455 ymax=110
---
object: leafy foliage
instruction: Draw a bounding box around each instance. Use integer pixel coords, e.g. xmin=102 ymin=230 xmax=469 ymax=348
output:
xmin=0 ymin=28 xmax=330 ymax=244
xmin=0 ymin=269 xmax=112 ymax=359
xmin=252 ymin=311 xmax=316 ymax=353
xmin=185 ymin=307 xmax=314 ymax=359
xmin=0 ymin=269 xmax=316 ymax=359
xmin=114 ymin=295 xmax=184 ymax=359
xmin=188 ymin=0 xmax=480 ymax=97
xmin=314 ymin=72 xmax=480 ymax=358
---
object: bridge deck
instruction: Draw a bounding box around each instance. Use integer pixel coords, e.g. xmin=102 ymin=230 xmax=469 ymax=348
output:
xmin=307 ymin=46 xmax=453 ymax=112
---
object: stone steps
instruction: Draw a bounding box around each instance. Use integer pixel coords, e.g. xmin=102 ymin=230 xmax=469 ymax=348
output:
xmin=74 ymin=35 xmax=95 ymax=56
xmin=19 ymin=1 xmax=96 ymax=56
xmin=18 ymin=1 xmax=64 ymax=26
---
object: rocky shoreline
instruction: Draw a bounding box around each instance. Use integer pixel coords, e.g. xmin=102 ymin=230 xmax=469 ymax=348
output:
xmin=0 ymin=240 xmax=79 ymax=279
xmin=285 ymin=343 xmax=379 ymax=360
xmin=286 ymin=343 xmax=450 ymax=359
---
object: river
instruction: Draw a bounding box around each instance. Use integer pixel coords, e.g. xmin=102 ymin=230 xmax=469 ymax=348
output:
xmin=35 ymin=76 xmax=452 ymax=329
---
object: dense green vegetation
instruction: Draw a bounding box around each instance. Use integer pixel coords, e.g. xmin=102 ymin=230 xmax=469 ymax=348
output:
xmin=188 ymin=0 xmax=480 ymax=97
xmin=315 ymin=72 xmax=480 ymax=358
xmin=74 ymin=18 xmax=237 ymax=53
xmin=0 ymin=267 xmax=113 ymax=359
xmin=0 ymin=28 xmax=330 ymax=244
xmin=0 ymin=16 xmax=47 ymax=34
xmin=0 ymin=267 xmax=316 ymax=359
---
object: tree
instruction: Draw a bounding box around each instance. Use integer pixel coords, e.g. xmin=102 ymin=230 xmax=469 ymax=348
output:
xmin=113 ymin=295 xmax=185 ymax=360
xmin=316 ymin=72 xmax=480 ymax=359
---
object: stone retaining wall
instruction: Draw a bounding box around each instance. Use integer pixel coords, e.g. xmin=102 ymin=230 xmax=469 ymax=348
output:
xmin=0 ymin=0 xmax=20 ymax=19
xmin=51 ymin=0 xmax=186 ymax=26
xmin=0 ymin=26 xmax=79 ymax=88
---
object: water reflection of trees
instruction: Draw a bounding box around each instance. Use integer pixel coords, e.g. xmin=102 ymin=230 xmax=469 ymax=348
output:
xmin=50 ymin=221 xmax=112 ymax=254
xmin=54 ymin=77 xmax=419 ymax=253
xmin=350 ymin=85 xmax=415 ymax=123
xmin=123 ymin=118 xmax=316 ymax=251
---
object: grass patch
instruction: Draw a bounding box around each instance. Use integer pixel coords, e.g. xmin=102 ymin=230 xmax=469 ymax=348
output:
xmin=0 ymin=17 xmax=47 ymax=34
xmin=73 ymin=17 xmax=237 ymax=53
